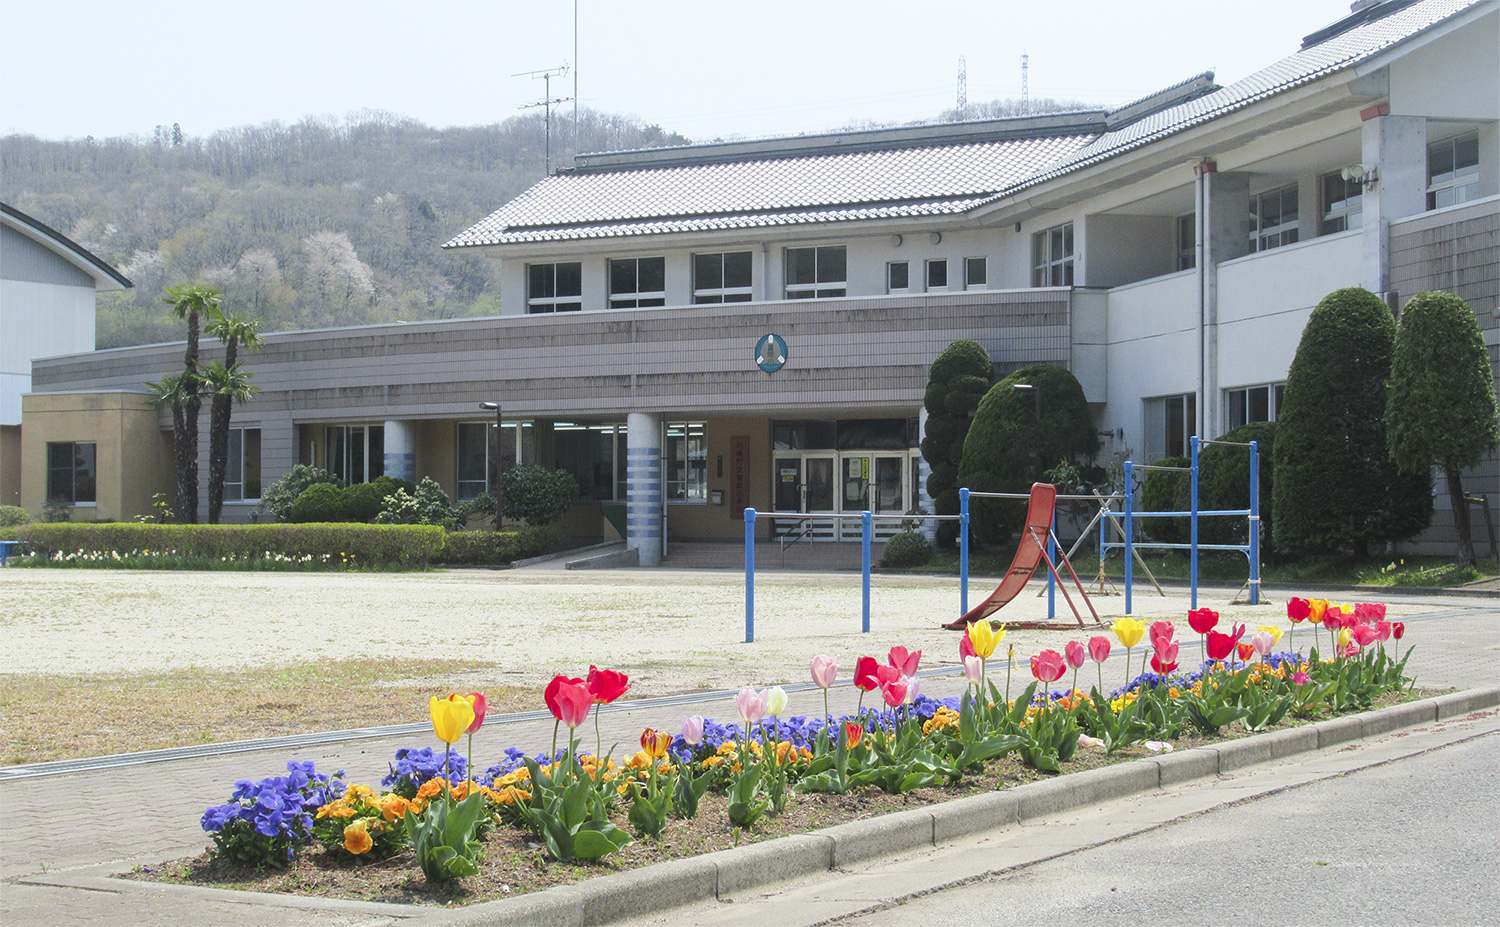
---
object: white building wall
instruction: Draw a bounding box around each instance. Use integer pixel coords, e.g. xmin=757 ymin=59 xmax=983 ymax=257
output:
xmin=1389 ymin=9 xmax=1499 ymax=124
xmin=1102 ymin=269 xmax=1199 ymax=455
xmin=0 ymin=279 xmax=96 ymax=425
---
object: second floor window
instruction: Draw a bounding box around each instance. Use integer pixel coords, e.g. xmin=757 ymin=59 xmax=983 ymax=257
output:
xmin=886 ymin=261 xmax=909 ymax=294
xmin=1032 ymin=222 xmax=1074 ymax=287
xmin=609 ymin=257 xmax=666 ymax=309
xmin=964 ymin=256 xmax=988 ymax=289
xmin=1249 ymin=185 xmax=1299 ymax=252
xmin=925 ymin=259 xmax=948 ymax=291
xmin=528 ymin=262 xmax=582 ymax=313
xmin=1321 ymin=172 xmax=1362 ymax=234
xmin=785 ymin=246 xmax=846 ymax=299
xmin=1177 ymin=214 xmax=1196 ymax=270
xmin=1428 ymin=132 xmax=1479 ymax=210
xmin=693 ymin=251 xmax=753 ymax=303
xmin=1225 ymin=383 xmax=1285 ymax=431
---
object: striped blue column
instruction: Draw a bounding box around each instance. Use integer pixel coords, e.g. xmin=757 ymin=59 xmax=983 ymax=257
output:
xmin=383 ymin=420 xmax=415 ymax=481
xmin=627 ymin=412 xmax=663 ymax=567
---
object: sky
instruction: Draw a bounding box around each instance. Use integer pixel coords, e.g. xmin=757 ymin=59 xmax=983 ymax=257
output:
xmin=1 ymin=0 xmax=1362 ymax=144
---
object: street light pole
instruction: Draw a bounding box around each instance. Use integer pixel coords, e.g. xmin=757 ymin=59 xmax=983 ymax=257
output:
xmin=479 ymin=402 xmax=503 ymax=530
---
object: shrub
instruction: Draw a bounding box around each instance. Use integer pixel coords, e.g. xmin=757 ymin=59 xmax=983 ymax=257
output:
xmin=260 ymin=465 xmax=338 ymax=522
xmin=958 ymin=365 xmax=1099 ymax=546
xmin=0 ymin=505 xmax=30 ymax=527
xmin=500 ymin=466 xmax=581 ymax=526
xmin=1139 ymin=457 xmax=1191 ymax=544
xmin=379 ymin=478 xmax=462 ymax=528
xmin=1198 ymin=422 xmax=1277 ymax=549
xmin=42 ymin=497 xmax=72 ymax=523
xmin=18 ymin=522 xmax=446 ymax=566
xmin=437 ymin=525 xmax=564 ymax=565
xmin=921 ymin=341 xmax=994 ymax=549
xmin=341 ymin=482 xmax=385 ymax=522
xmin=289 ymin=482 xmax=348 ymax=523
xmin=1272 ymin=287 xmax=1431 ymax=555
xmin=880 ymin=531 xmax=932 ymax=568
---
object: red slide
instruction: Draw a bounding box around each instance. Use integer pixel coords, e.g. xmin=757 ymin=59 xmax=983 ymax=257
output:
xmin=943 ymin=483 xmax=1058 ymax=629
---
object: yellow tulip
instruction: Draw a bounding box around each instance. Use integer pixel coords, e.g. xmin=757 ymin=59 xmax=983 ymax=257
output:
xmin=1308 ymin=599 xmax=1328 ymax=622
xmin=1337 ymin=627 xmax=1353 ymax=649
xmin=1112 ymin=617 xmax=1145 ymax=649
xmin=429 ymin=694 xmax=476 ymax=744
xmin=967 ymin=620 xmax=1003 ymax=659
xmin=1258 ymin=624 xmax=1284 ymax=647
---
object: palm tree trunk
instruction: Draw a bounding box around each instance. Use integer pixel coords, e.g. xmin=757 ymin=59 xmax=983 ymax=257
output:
xmin=205 ymin=337 xmax=238 ymax=524
xmin=179 ymin=310 xmax=202 ymax=523
xmin=1446 ymin=465 xmax=1476 ymax=567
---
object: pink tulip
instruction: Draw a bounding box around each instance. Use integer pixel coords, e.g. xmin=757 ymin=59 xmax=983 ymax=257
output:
xmin=888 ymin=646 xmax=922 ymax=676
xmin=1088 ymin=636 xmax=1111 ymax=663
xmin=1353 ymin=624 xmax=1380 ymax=647
xmin=1153 ymin=638 xmax=1179 ymax=666
xmin=810 ymin=654 xmax=838 ymax=689
xmin=465 ymin=692 xmax=487 ymax=735
xmin=1373 ymin=621 xmax=1392 ymax=642
xmin=1150 ymin=620 xmax=1176 ymax=649
xmin=959 ymin=633 xmax=977 ymax=660
xmin=1030 ymin=649 xmax=1066 ymax=683
xmin=905 ymin=675 xmax=921 ymax=704
xmin=1251 ymin=630 xmax=1275 ymax=657
xmin=1355 ymin=602 xmax=1386 ymax=621
xmin=736 ymin=686 xmax=767 ymax=724
xmin=881 ymin=677 xmax=908 ymax=707
xmin=1064 ymin=640 xmax=1087 ymax=670
xmin=681 ymin=715 xmax=705 ymax=746
xmin=550 ymin=680 xmax=592 ymax=729
xmin=1292 ymin=670 xmax=1310 ymax=686
xmin=963 ymin=655 xmax=984 ymax=685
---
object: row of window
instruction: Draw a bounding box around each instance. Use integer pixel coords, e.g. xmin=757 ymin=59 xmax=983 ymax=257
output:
xmin=1149 ymin=383 xmax=1285 ymax=459
xmin=45 ymin=430 xmax=261 ymax=506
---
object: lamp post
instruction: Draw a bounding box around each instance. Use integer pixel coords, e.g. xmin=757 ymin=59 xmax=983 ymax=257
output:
xmin=479 ymin=402 xmax=503 ymax=529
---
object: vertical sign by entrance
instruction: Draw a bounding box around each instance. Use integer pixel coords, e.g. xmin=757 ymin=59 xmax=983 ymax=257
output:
xmin=731 ymin=436 xmax=750 ymax=519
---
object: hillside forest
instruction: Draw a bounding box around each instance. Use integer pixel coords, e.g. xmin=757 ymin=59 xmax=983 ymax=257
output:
xmin=0 ymin=98 xmax=1084 ymax=348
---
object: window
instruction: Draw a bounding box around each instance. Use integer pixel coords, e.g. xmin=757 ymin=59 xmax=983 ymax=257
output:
xmin=784 ymin=246 xmax=846 ymax=299
xmin=693 ymin=251 xmax=753 ymax=303
xmin=1428 ymin=133 xmax=1479 ymax=210
xmin=1248 ymin=185 xmax=1299 ymax=252
xmin=1144 ymin=394 xmax=1196 ymax=460
xmin=608 ymin=257 xmax=665 ymax=309
xmin=224 ymin=428 xmax=261 ymax=502
xmin=886 ymin=261 xmax=909 ymax=294
xmin=1225 ymin=383 xmax=1285 ymax=431
xmin=326 ymin=425 xmax=383 ymax=484
xmin=46 ymin=441 xmax=96 ymax=505
xmin=964 ymin=256 xmax=988 ymax=289
xmin=925 ymin=259 xmax=948 ymax=291
xmin=527 ymin=262 xmax=582 ymax=313
xmin=1176 ymin=214 xmax=1196 ymax=270
xmin=1031 ymin=223 xmax=1074 ymax=286
xmin=456 ymin=422 xmax=490 ymax=501
xmin=1320 ymin=172 xmax=1362 ymax=235
xmin=666 ymin=421 xmax=707 ymax=502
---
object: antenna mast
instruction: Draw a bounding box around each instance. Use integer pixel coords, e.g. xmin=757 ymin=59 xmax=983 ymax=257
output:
xmin=514 ymin=64 xmax=574 ymax=175
xmin=957 ymin=56 xmax=967 ymax=115
xmin=1021 ymin=54 xmax=1029 ymax=113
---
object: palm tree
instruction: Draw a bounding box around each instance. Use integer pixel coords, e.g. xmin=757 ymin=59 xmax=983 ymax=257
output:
xmin=204 ymin=312 xmax=264 ymax=523
xmin=162 ymin=284 xmax=223 ymax=523
xmin=200 ymin=361 xmax=260 ymax=524
xmin=145 ymin=373 xmax=196 ymax=521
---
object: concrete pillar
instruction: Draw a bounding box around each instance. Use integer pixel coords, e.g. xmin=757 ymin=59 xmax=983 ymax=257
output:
xmin=383 ymin=420 xmax=415 ymax=481
xmin=627 ymin=412 xmax=663 ymax=566
xmin=1360 ymin=108 xmax=1427 ymax=297
xmin=1196 ymin=165 xmax=1249 ymax=441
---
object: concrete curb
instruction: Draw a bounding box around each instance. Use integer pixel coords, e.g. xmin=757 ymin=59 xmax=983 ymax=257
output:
xmin=415 ymin=684 xmax=1500 ymax=926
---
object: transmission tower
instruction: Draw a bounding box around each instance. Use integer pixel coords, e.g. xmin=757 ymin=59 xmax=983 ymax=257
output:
xmin=957 ymin=56 xmax=967 ymax=114
xmin=1021 ymin=54 xmax=1029 ymax=114
xmin=514 ymin=64 xmax=574 ymax=176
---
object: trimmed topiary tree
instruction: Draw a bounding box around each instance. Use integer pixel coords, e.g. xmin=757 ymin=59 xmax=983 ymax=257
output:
xmin=1272 ymin=287 xmax=1431 ymax=556
xmin=958 ymin=365 xmax=1098 ymax=546
xmin=879 ymin=530 xmax=933 ymax=568
xmin=288 ymin=482 xmax=348 ymax=523
xmin=1139 ymin=456 xmax=1191 ymax=544
xmin=1386 ymin=291 xmax=1499 ymax=566
xmin=921 ymin=341 xmax=994 ymax=549
xmin=1197 ymin=421 xmax=1278 ymax=550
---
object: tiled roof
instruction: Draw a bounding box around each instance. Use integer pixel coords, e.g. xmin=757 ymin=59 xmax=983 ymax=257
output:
xmin=446 ymin=0 xmax=1484 ymax=250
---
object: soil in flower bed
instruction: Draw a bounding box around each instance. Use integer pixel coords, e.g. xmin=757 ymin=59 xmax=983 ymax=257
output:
xmin=127 ymin=690 xmax=1437 ymax=908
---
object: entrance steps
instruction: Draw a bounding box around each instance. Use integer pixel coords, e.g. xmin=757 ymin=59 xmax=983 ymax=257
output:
xmin=663 ymin=539 xmax=885 ymax=572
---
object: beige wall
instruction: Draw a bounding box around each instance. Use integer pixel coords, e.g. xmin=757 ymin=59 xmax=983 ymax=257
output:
xmin=667 ymin=417 xmax=774 ymax=542
xmin=0 ymin=424 xmax=20 ymax=508
xmin=20 ymin=391 xmax=174 ymax=521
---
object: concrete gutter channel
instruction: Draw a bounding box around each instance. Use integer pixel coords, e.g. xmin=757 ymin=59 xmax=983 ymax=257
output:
xmin=22 ymin=685 xmax=1500 ymax=927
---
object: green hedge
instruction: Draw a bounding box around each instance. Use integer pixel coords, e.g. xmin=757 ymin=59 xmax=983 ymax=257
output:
xmin=436 ymin=525 xmax=564 ymax=565
xmin=18 ymin=522 xmax=446 ymax=566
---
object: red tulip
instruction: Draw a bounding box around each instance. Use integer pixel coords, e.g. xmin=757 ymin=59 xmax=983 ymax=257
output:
xmin=1088 ymin=636 xmax=1111 ymax=663
xmin=549 ymin=679 xmax=592 ymax=729
xmin=1374 ymin=621 xmax=1392 ymax=642
xmin=854 ymin=655 xmax=882 ymax=691
xmin=959 ymin=634 xmax=977 ymax=660
xmin=1187 ymin=608 xmax=1219 ymax=635
xmin=465 ymin=692 xmax=487 ymax=735
xmin=1205 ymin=624 xmax=1245 ymax=662
xmin=1353 ymin=624 xmax=1380 ymax=647
xmin=881 ymin=677 xmax=908 ymax=707
xmin=888 ymin=646 xmax=922 ymax=677
xmin=586 ymin=665 xmax=631 ymax=704
xmin=544 ymin=675 xmax=585 ymax=719
xmin=1355 ymin=602 xmax=1386 ymax=621
xmin=1392 ymin=621 xmax=1406 ymax=640
xmin=1236 ymin=642 xmax=1255 ymax=662
xmin=1030 ymin=649 xmax=1066 ymax=683
xmin=1064 ymin=640 xmax=1087 ymax=670
xmin=844 ymin=720 xmax=864 ymax=749
xmin=1286 ymin=597 xmax=1311 ymax=622
xmin=1150 ymin=653 xmax=1178 ymax=675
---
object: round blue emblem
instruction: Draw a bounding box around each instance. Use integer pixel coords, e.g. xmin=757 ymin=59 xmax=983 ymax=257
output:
xmin=755 ymin=334 xmax=787 ymax=373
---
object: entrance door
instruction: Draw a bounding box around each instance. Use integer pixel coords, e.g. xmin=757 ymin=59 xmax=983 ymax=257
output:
xmin=838 ymin=454 xmax=909 ymax=539
xmin=772 ymin=455 xmax=835 ymax=539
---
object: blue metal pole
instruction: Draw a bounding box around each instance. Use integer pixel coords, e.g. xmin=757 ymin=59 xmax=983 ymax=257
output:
xmin=1249 ymin=440 xmax=1261 ymax=606
xmin=960 ymin=488 xmax=971 ymax=617
xmin=1123 ymin=462 xmax=1134 ymax=616
xmin=1190 ymin=435 xmax=1200 ymax=611
xmin=1047 ymin=510 xmax=1057 ymax=620
xmin=861 ymin=510 xmax=873 ymax=633
xmin=744 ymin=508 xmax=756 ymax=643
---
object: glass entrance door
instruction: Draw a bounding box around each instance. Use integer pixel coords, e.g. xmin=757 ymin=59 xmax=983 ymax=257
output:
xmin=838 ymin=454 xmax=910 ymax=539
xmin=772 ymin=455 xmax=835 ymax=539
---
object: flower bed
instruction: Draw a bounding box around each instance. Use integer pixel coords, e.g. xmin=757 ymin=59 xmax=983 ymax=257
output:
xmin=148 ymin=596 xmax=1413 ymax=906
